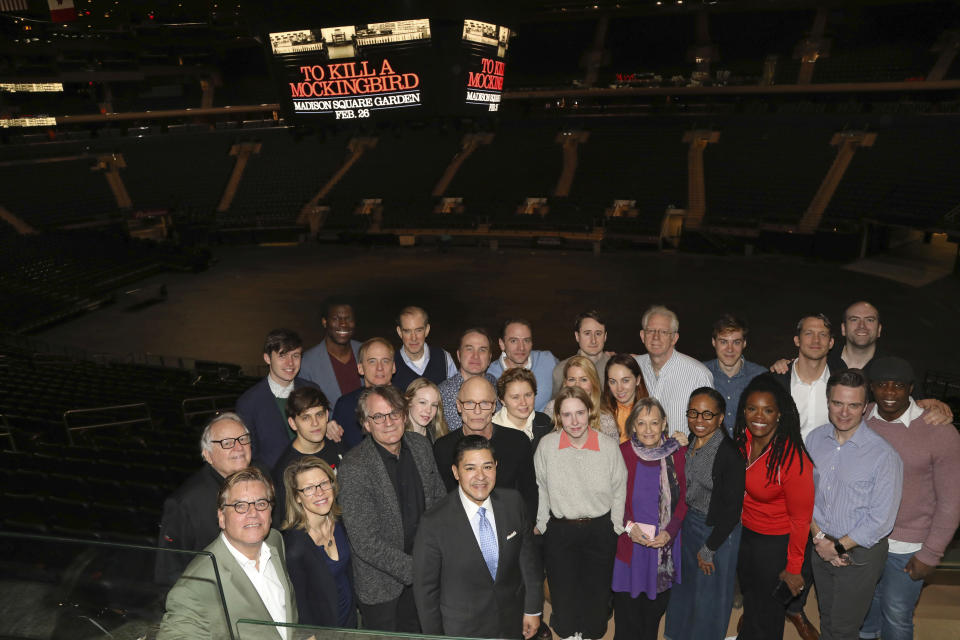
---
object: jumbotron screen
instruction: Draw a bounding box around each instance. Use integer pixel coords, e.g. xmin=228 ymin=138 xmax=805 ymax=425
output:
xmin=269 ymin=19 xmax=433 ymax=122
xmin=461 ymin=19 xmax=510 ymax=114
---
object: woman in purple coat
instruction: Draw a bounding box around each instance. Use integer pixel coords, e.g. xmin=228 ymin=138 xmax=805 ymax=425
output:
xmin=613 ymin=397 xmax=688 ymax=640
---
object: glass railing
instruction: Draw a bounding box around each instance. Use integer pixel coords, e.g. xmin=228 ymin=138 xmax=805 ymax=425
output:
xmin=0 ymin=531 xmax=227 ymax=640
xmin=237 ymin=620 xmax=475 ymax=640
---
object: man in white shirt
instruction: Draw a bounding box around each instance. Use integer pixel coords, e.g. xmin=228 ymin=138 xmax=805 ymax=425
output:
xmin=158 ymin=467 xmax=296 ymax=640
xmin=774 ymin=313 xmax=834 ymax=442
xmin=634 ymin=305 xmax=714 ymax=436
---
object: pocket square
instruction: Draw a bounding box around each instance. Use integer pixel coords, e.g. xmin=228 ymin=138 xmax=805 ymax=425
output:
xmin=506 ymin=531 xmax=517 ymax=540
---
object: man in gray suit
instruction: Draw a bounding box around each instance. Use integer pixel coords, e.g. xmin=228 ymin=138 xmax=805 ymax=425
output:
xmin=158 ymin=467 xmax=296 ymax=640
xmin=338 ymin=385 xmax=447 ymax=632
xmin=414 ymin=435 xmax=543 ymax=639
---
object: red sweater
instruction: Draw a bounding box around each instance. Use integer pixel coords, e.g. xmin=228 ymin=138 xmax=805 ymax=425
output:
xmin=867 ymin=406 xmax=960 ymax=567
xmin=741 ymin=431 xmax=814 ymax=574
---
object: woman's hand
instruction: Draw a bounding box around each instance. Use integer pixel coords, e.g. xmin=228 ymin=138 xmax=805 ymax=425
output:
xmin=647 ymin=531 xmax=672 ymax=548
xmin=697 ymin=552 xmax=715 ymax=575
xmin=628 ymin=527 xmax=648 ymax=545
xmin=779 ymin=569 xmax=805 ymax=596
xmin=671 ymin=431 xmax=689 ymax=447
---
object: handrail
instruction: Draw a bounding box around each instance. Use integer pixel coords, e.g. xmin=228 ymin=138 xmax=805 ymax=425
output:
xmin=62 ymin=402 xmax=153 ymax=445
xmin=181 ymin=394 xmax=238 ymax=428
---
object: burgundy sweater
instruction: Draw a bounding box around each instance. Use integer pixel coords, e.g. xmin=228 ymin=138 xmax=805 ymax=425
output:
xmin=866 ymin=405 xmax=960 ymax=566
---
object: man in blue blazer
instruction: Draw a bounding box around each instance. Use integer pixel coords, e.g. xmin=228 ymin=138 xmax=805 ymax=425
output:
xmin=300 ymin=300 xmax=362 ymax=408
xmin=236 ymin=329 xmax=319 ymax=470
xmin=413 ymin=435 xmax=543 ymax=640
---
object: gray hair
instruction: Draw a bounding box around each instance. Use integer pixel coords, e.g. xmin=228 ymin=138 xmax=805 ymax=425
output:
xmin=200 ymin=411 xmax=248 ymax=456
xmin=641 ymin=305 xmax=679 ymax=333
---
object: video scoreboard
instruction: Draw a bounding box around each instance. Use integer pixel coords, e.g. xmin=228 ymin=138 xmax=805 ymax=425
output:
xmin=267 ymin=16 xmax=512 ymax=126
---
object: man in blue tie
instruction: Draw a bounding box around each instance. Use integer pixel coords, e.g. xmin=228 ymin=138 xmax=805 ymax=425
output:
xmin=413 ymin=435 xmax=543 ymax=639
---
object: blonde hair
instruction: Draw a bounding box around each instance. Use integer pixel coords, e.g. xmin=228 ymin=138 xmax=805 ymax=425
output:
xmin=280 ymin=457 xmax=340 ymax=531
xmin=404 ymin=377 xmax=449 ymax=441
xmin=562 ymin=356 xmax=611 ymax=417
xmin=552 ymin=386 xmax=598 ymax=431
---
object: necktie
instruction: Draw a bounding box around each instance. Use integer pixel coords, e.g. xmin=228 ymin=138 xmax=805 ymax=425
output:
xmin=477 ymin=506 xmax=498 ymax=580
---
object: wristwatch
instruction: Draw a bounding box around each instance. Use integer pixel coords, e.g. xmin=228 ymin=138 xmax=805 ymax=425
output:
xmin=833 ymin=539 xmax=847 ymax=557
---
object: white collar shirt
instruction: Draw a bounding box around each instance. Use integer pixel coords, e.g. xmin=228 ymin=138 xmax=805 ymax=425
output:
xmin=267 ymin=376 xmax=295 ymax=399
xmin=790 ymin=360 xmax=830 ymax=442
xmin=220 ymin=533 xmax=289 ymax=639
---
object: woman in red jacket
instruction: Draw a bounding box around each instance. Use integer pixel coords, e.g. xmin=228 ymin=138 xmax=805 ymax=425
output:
xmin=733 ymin=374 xmax=814 ymax=640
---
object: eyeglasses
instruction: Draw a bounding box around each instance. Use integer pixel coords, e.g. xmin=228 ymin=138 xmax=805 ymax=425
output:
xmin=221 ymin=498 xmax=272 ymax=514
xmin=212 ymin=433 xmax=252 ymax=449
xmin=644 ymin=329 xmax=675 ymax=338
xmin=297 ymin=481 xmax=333 ymax=496
xmin=367 ymin=410 xmax=403 ymax=424
xmin=686 ymin=409 xmax=720 ymax=420
xmin=460 ymin=400 xmax=495 ymax=411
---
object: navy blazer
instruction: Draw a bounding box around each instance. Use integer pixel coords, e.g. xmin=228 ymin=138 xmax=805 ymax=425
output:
xmin=236 ymin=376 xmax=316 ymax=470
xmin=300 ymin=339 xmax=362 ymax=408
xmin=283 ymin=525 xmax=357 ymax=628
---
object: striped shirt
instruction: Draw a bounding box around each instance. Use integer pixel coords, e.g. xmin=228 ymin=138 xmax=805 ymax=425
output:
xmin=807 ymin=421 xmax=903 ymax=548
xmin=636 ymin=351 xmax=714 ymax=436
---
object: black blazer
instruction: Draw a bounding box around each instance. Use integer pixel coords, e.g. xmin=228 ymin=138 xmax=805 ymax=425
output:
xmin=413 ymin=488 xmax=543 ymax=639
xmin=283 ymin=527 xmax=342 ymax=627
xmin=703 ymin=435 xmax=746 ymax=552
xmin=434 ymin=426 xmax=538 ymax=518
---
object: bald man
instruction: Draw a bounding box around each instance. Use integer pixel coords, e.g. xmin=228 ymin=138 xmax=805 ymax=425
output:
xmin=433 ymin=376 xmax=538 ymax=517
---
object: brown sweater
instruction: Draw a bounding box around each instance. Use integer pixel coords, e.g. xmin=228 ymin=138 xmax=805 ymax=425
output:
xmin=866 ymin=405 xmax=960 ymax=566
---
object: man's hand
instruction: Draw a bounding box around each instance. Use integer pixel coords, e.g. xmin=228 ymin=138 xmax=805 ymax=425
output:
xmin=779 ymin=569 xmax=805 ymax=596
xmin=697 ymin=552 xmax=715 ymax=575
xmin=671 ymin=431 xmax=689 ymax=447
xmin=916 ymin=398 xmax=954 ymax=425
xmin=904 ymin=555 xmax=936 ymax=581
xmin=522 ymin=615 xmax=541 ymax=639
xmin=813 ymin=537 xmax=839 ymax=562
xmin=769 ymin=358 xmax=791 ymax=375
xmin=325 ymin=419 xmax=344 ymax=442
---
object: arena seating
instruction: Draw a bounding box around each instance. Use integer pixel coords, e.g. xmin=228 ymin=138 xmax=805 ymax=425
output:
xmin=0 ymin=229 xmax=206 ymax=332
xmin=0 ymin=342 xmax=256 ymax=543
xmin=825 ymin=121 xmax=960 ymax=227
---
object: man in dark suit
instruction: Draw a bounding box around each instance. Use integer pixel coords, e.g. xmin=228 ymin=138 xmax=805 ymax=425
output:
xmin=414 ymin=435 xmax=542 ymax=639
xmin=338 ymin=385 xmax=447 ymax=632
xmin=300 ymin=300 xmax=363 ymax=408
xmin=158 ymin=467 xmax=297 ymax=640
xmin=237 ymin=328 xmax=340 ymax=469
xmin=155 ymin=412 xmax=252 ymax=585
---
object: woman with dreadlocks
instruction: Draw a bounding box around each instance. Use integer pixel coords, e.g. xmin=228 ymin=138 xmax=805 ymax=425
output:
xmin=734 ymin=373 xmax=814 ymax=640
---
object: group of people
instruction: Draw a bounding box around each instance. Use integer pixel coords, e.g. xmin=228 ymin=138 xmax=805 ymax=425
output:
xmin=154 ymin=300 xmax=960 ymax=640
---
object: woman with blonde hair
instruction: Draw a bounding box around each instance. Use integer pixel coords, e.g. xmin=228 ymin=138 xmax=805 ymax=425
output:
xmin=545 ymin=356 xmax=619 ymax=440
xmin=281 ymin=456 xmax=357 ymax=628
xmin=403 ymin=377 xmax=449 ymax=443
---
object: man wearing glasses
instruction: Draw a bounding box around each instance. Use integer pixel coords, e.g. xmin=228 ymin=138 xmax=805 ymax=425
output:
xmin=159 ymin=466 xmax=297 ymax=640
xmin=156 ymin=412 xmax=253 ymax=585
xmin=337 ymin=385 xmax=446 ymax=632
xmin=433 ymin=376 xmax=538 ymax=518
xmin=634 ymin=305 xmax=714 ymax=436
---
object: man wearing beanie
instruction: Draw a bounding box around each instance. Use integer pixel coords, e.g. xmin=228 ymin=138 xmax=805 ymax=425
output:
xmin=860 ymin=356 xmax=960 ymax=640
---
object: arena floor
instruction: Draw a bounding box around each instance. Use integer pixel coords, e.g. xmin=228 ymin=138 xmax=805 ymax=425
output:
xmin=39 ymin=242 xmax=960 ymax=381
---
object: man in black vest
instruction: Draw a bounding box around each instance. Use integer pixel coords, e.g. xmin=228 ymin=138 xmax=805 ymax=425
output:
xmin=393 ymin=306 xmax=457 ymax=391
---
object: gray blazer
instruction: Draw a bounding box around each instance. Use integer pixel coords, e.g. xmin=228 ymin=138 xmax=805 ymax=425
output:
xmin=299 ymin=339 xmax=361 ymax=408
xmin=158 ymin=529 xmax=297 ymax=640
xmin=338 ymin=432 xmax=446 ymax=605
